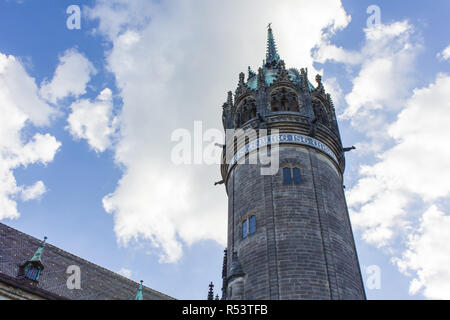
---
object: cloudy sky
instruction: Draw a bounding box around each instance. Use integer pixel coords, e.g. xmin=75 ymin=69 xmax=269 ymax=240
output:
xmin=1 ymin=0 xmax=449 ymax=299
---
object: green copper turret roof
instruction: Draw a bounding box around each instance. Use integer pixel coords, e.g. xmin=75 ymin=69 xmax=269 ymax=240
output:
xmin=30 ymin=236 xmax=47 ymax=263
xmin=135 ymin=280 xmax=144 ymax=300
xmin=266 ymin=24 xmax=280 ymax=66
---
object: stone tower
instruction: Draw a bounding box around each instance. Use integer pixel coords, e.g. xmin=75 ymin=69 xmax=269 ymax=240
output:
xmin=219 ymin=26 xmax=366 ymax=300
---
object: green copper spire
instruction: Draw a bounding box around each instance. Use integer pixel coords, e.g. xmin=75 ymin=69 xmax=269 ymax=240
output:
xmin=266 ymin=23 xmax=280 ymax=66
xmin=30 ymin=236 xmax=47 ymax=262
xmin=21 ymin=236 xmax=47 ymax=281
xmin=135 ymin=280 xmax=144 ymax=300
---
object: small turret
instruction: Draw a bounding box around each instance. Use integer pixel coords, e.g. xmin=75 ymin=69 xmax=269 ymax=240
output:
xmin=135 ymin=280 xmax=144 ymax=300
xmin=221 ymin=249 xmax=228 ymax=300
xmin=20 ymin=236 xmax=47 ymax=282
xmin=227 ymin=252 xmax=245 ymax=300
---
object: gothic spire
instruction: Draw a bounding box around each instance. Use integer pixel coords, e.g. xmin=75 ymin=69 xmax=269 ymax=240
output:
xmin=20 ymin=236 xmax=47 ymax=281
xmin=221 ymin=249 xmax=228 ymax=300
xmin=30 ymin=236 xmax=47 ymax=263
xmin=266 ymin=23 xmax=280 ymax=66
xmin=135 ymin=280 xmax=144 ymax=300
xmin=207 ymin=282 xmax=214 ymax=300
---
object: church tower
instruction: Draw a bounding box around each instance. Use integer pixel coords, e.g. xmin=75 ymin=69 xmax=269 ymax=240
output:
xmin=219 ymin=26 xmax=366 ymax=300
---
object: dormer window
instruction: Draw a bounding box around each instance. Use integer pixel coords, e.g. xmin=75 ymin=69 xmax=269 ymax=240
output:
xmin=19 ymin=236 xmax=47 ymax=282
xmin=24 ymin=264 xmax=42 ymax=281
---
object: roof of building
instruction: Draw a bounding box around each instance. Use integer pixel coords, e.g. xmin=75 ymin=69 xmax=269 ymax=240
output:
xmin=0 ymin=223 xmax=174 ymax=300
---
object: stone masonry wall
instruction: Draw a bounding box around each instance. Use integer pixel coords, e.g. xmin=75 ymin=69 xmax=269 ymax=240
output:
xmin=226 ymin=145 xmax=365 ymax=299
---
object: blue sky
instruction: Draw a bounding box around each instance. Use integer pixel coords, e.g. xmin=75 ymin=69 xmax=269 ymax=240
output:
xmin=1 ymin=0 xmax=450 ymax=300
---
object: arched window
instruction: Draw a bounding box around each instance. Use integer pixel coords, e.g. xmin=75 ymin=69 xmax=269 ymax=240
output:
xmin=283 ymin=167 xmax=292 ymax=184
xmin=313 ymin=101 xmax=330 ymax=126
xmin=242 ymin=216 xmax=256 ymax=238
xmin=236 ymin=98 xmax=257 ymax=126
xmin=292 ymin=168 xmax=301 ymax=184
xmin=270 ymin=88 xmax=299 ymax=113
xmin=242 ymin=219 xmax=248 ymax=238
xmin=242 ymin=107 xmax=249 ymax=124
xmin=271 ymin=95 xmax=280 ymax=112
xmin=283 ymin=167 xmax=302 ymax=185
xmin=250 ymin=102 xmax=257 ymax=119
xmin=249 ymin=216 xmax=256 ymax=234
xmin=234 ymin=113 xmax=241 ymax=127
xmin=288 ymin=92 xmax=299 ymax=112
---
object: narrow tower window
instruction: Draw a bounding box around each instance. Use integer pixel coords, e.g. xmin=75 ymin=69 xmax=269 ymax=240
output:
xmin=293 ymin=168 xmax=301 ymax=184
xmin=249 ymin=216 xmax=256 ymax=234
xmin=242 ymin=219 xmax=248 ymax=238
xmin=242 ymin=216 xmax=256 ymax=238
xmin=283 ymin=167 xmax=301 ymax=185
xmin=283 ymin=167 xmax=292 ymax=184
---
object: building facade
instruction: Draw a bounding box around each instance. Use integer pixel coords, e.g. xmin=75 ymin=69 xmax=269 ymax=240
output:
xmin=219 ymin=26 xmax=366 ymax=300
xmin=0 ymin=223 xmax=173 ymax=300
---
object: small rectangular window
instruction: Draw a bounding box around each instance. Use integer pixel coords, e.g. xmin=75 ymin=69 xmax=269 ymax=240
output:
xmin=249 ymin=216 xmax=256 ymax=234
xmin=293 ymin=168 xmax=301 ymax=184
xmin=242 ymin=219 xmax=248 ymax=238
xmin=283 ymin=168 xmax=292 ymax=184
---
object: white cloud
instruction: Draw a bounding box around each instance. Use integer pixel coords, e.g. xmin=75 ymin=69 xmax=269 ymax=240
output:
xmin=437 ymin=45 xmax=450 ymax=61
xmin=315 ymin=18 xmax=450 ymax=298
xmin=348 ymin=73 xmax=450 ymax=248
xmin=323 ymin=77 xmax=343 ymax=112
xmin=40 ymin=48 xmax=96 ymax=104
xmin=0 ymin=53 xmax=61 ymax=220
xmin=88 ymin=0 xmax=351 ymax=263
xmin=118 ymin=268 xmax=132 ymax=278
xmin=21 ymin=180 xmax=47 ymax=201
xmin=394 ymin=205 xmax=450 ymax=299
xmin=315 ymin=21 xmax=421 ymax=150
xmin=67 ymin=88 xmax=117 ymax=152
xmin=0 ymin=54 xmax=55 ymax=126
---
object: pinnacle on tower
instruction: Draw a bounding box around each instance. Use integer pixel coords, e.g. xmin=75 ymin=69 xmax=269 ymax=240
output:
xmin=20 ymin=236 xmax=48 ymax=282
xmin=207 ymin=282 xmax=214 ymax=300
xmin=221 ymin=249 xmax=228 ymax=300
xmin=30 ymin=236 xmax=47 ymax=263
xmin=135 ymin=280 xmax=144 ymax=300
xmin=266 ymin=23 xmax=280 ymax=66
